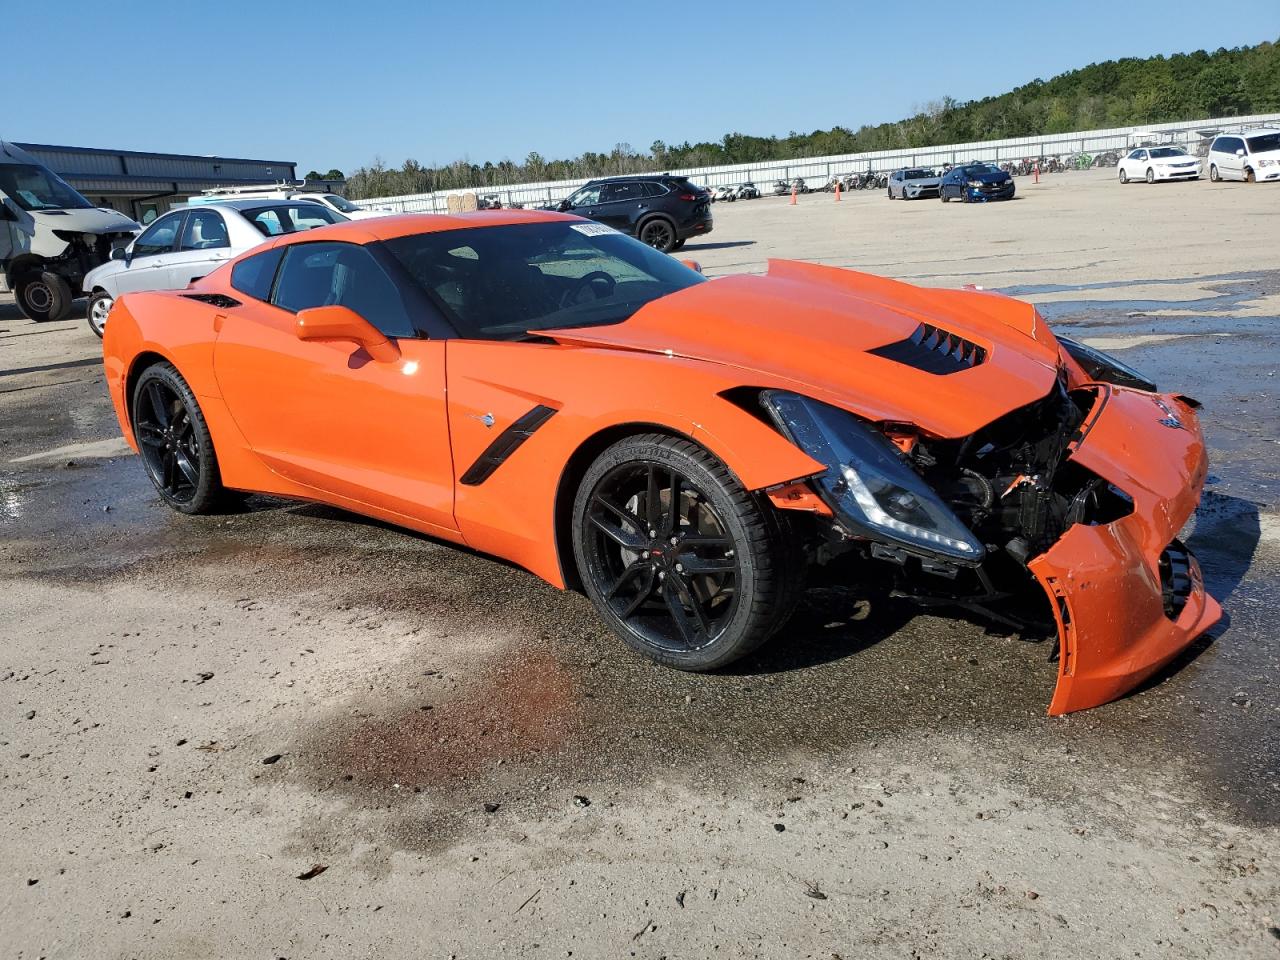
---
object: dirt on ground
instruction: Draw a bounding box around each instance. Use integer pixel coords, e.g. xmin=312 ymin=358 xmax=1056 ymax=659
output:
xmin=2 ymin=169 xmax=1278 ymax=959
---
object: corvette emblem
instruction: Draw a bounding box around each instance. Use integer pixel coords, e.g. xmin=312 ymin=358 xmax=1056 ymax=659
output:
xmin=472 ymin=412 xmax=496 ymax=428
xmin=1153 ymin=399 xmax=1184 ymax=430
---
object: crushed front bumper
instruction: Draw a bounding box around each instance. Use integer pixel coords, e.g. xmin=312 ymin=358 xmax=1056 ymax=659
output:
xmin=1028 ymin=386 xmax=1221 ymax=715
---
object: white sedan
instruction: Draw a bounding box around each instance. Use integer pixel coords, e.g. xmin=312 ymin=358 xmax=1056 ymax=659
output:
xmin=1117 ymin=147 xmax=1201 ymax=184
xmin=83 ymin=199 xmax=347 ymax=337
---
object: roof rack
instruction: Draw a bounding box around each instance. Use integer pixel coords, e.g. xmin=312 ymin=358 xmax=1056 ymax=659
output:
xmin=197 ymin=180 xmax=327 ymax=196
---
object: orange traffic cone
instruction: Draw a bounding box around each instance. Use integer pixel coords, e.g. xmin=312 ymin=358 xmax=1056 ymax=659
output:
xmin=1034 ymin=163 xmax=1040 ymax=184
xmin=835 ymin=181 xmax=842 ymax=202
xmin=790 ymin=185 xmax=797 ymax=205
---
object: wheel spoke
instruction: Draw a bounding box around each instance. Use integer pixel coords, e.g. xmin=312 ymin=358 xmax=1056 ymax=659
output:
xmin=589 ymin=498 xmax=647 ymax=550
xmin=669 ymin=572 xmax=713 ymax=637
xmin=645 ymin=465 xmax=663 ymax=531
xmin=664 ymin=469 xmax=682 ymax=535
xmin=146 ymin=382 xmax=171 ymax=427
xmin=679 ymin=533 xmax=730 ymax=549
xmin=174 ymin=448 xmax=199 ymax=487
xmin=619 ymin=567 xmax=658 ymax=618
xmin=136 ymin=422 xmax=165 ymax=448
xmin=160 ymin=451 xmax=177 ymax=491
xmin=662 ymin=577 xmax=704 ymax=646
xmin=678 ymin=554 xmax=736 ymax=575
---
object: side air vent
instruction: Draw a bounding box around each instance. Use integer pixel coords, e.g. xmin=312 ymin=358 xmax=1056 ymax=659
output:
xmin=869 ymin=323 xmax=987 ymax=375
xmin=181 ymin=293 xmax=242 ymax=308
xmin=1159 ymin=539 xmax=1193 ymax=621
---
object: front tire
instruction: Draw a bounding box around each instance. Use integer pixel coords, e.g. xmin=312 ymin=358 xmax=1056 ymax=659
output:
xmin=1245 ymin=167 xmax=1256 ymax=183
xmin=1146 ymin=167 xmax=1155 ymax=184
xmin=1119 ymin=168 xmax=1129 ymax=184
xmin=572 ymin=434 xmax=799 ymax=671
xmin=638 ymin=218 xmax=677 ymax=253
xmin=16 ymin=273 xmax=73 ymax=323
xmin=131 ymin=362 xmax=231 ymax=515
xmin=87 ymin=291 xmax=113 ymax=338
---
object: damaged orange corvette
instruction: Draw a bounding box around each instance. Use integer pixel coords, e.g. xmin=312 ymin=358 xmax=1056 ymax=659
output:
xmin=102 ymin=210 xmax=1220 ymax=715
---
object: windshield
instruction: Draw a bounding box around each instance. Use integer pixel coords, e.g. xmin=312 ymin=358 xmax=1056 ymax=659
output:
xmin=1149 ymin=147 xmax=1187 ymax=158
xmin=904 ymin=169 xmax=934 ymax=179
xmin=323 ymin=194 xmax=362 ymax=213
xmin=0 ymin=163 xmax=94 ymax=211
xmin=961 ymin=165 xmax=994 ymax=177
xmin=1246 ymin=133 xmax=1280 ymax=153
xmin=385 ymin=220 xmax=705 ymax=341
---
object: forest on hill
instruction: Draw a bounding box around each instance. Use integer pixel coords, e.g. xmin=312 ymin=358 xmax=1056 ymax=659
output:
xmin=336 ymin=39 xmax=1279 ymax=198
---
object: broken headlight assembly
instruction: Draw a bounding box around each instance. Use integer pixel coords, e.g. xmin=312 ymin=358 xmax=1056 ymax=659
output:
xmin=1056 ymin=336 xmax=1157 ymax=392
xmin=762 ymin=390 xmax=985 ymax=565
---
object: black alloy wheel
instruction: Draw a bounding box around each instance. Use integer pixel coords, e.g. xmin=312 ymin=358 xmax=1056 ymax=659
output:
xmin=572 ymin=434 xmax=799 ymax=670
xmin=131 ymin=362 xmax=231 ymax=514
xmin=639 ymin=218 xmax=677 ymax=253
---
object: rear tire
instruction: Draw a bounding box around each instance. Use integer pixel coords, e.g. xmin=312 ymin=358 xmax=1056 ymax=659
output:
xmin=572 ymin=433 xmax=801 ymax=671
xmin=16 ymin=273 xmax=73 ymax=323
xmin=638 ymin=217 xmax=677 ymax=253
xmin=131 ymin=362 xmax=232 ymax=515
xmin=1146 ymin=167 xmax=1155 ymax=184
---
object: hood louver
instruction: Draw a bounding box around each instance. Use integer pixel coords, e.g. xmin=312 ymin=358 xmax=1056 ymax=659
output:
xmin=869 ymin=322 xmax=987 ymax=375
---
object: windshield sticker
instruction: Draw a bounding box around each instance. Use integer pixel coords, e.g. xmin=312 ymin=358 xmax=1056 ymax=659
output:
xmin=570 ymin=222 xmax=618 ymax=237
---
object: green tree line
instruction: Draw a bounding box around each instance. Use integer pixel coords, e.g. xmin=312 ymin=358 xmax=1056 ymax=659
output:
xmin=344 ymin=40 xmax=1279 ymax=199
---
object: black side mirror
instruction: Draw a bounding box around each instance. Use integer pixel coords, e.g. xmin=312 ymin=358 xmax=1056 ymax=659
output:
xmin=0 ymin=201 xmax=16 ymax=222
xmin=558 ymin=200 xmax=571 ymax=211
xmin=110 ymin=246 xmax=126 ymax=261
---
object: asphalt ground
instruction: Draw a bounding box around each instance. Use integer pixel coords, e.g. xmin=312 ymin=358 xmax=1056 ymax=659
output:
xmin=2 ymin=168 xmax=1277 ymax=958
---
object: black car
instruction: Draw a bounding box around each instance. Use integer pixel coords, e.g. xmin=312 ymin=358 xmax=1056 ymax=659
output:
xmin=939 ymin=163 xmax=1015 ymax=202
xmin=553 ymin=175 xmax=712 ymax=252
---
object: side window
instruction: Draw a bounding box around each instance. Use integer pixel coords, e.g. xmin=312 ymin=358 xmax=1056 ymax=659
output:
xmin=179 ymin=210 xmax=230 ymax=251
xmin=273 ymin=242 xmax=415 ymax=338
xmin=133 ymin=213 xmax=183 ymax=257
xmin=640 ymin=182 xmax=668 ymax=198
xmin=1128 ymin=150 xmax=1143 ymax=160
xmin=230 ymin=247 xmax=285 ymax=302
xmin=602 ymin=182 xmax=645 ymax=203
xmin=567 ymin=185 xmax=601 ymax=207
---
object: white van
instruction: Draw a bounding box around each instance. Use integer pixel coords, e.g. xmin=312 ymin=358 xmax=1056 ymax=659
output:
xmin=0 ymin=141 xmax=140 ymax=321
xmin=187 ymin=184 xmax=392 ymax=220
xmin=1206 ymin=129 xmax=1280 ymax=183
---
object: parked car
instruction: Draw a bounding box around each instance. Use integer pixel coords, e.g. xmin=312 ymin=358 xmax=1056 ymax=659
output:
xmin=712 ymin=185 xmax=736 ymax=203
xmin=82 ymin=199 xmax=348 ymax=337
xmin=0 ymin=140 xmax=140 ymax=322
xmin=1116 ymin=147 xmax=1200 ymax=184
xmin=102 ymin=210 xmax=1220 ymax=715
xmin=939 ymin=163 xmax=1015 ymax=202
xmin=887 ymin=168 xmax=942 ymax=200
xmin=771 ymin=180 xmax=792 ymax=196
xmin=1206 ymin=129 xmax=1280 ymax=183
xmin=791 ymin=177 xmax=810 ymax=194
xmin=733 ymin=182 xmax=761 ymax=200
xmin=553 ymin=175 xmax=712 ymax=252
xmin=188 ymin=185 xmax=391 ymax=220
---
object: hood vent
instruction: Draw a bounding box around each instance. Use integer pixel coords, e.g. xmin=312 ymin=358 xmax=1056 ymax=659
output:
xmin=869 ymin=322 xmax=987 ymax=375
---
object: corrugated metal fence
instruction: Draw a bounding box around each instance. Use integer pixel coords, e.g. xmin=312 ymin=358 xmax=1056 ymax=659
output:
xmin=358 ymin=112 xmax=1280 ymax=214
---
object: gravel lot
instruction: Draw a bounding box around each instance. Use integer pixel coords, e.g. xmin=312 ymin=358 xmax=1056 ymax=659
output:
xmin=2 ymin=168 xmax=1278 ymax=959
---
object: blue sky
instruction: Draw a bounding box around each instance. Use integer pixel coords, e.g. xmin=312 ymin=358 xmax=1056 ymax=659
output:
xmin=6 ymin=1 xmax=1276 ymax=174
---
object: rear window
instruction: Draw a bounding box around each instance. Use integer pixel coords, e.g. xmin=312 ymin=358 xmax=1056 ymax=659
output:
xmin=230 ymin=247 xmax=285 ymax=302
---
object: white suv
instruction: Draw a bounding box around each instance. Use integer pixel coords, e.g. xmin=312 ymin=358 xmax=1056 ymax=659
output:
xmin=1207 ymin=129 xmax=1280 ymax=183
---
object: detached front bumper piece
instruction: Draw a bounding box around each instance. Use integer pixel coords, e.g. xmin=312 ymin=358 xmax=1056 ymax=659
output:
xmin=1029 ymin=386 xmax=1221 ymax=715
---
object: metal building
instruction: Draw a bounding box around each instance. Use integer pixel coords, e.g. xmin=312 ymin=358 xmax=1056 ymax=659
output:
xmin=11 ymin=142 xmax=341 ymax=224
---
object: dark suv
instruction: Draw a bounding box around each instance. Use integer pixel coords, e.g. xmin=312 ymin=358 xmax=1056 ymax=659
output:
xmin=553 ymin=175 xmax=712 ymax=252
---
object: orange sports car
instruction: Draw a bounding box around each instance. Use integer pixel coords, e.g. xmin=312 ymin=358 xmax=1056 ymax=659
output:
xmin=102 ymin=210 xmax=1220 ymax=715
